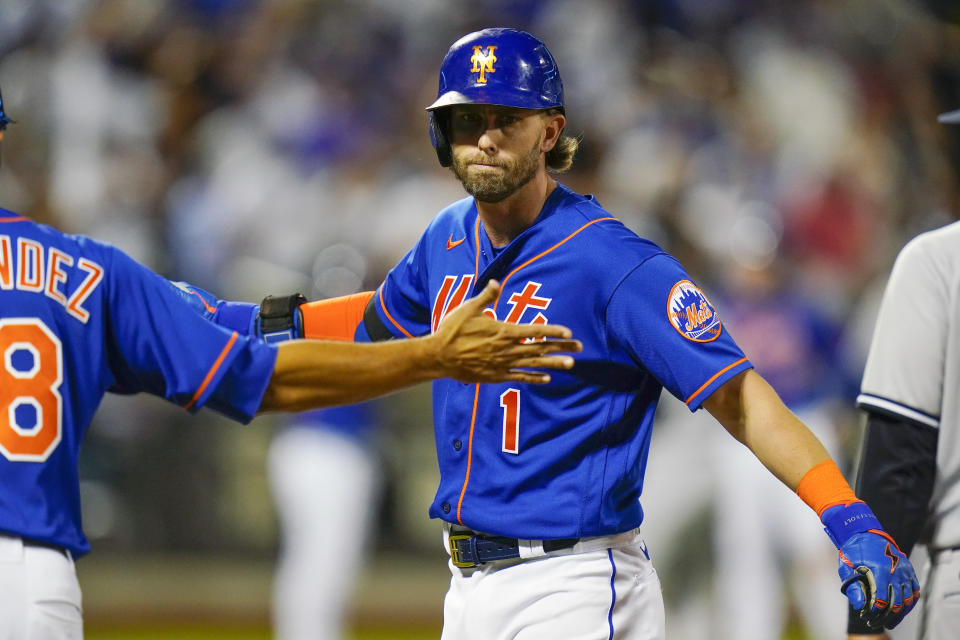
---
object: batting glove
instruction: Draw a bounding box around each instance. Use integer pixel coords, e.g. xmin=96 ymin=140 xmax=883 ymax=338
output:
xmin=821 ymin=502 xmax=920 ymax=630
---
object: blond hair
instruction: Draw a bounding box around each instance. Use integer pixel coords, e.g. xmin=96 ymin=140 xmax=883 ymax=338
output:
xmin=544 ymin=108 xmax=578 ymax=173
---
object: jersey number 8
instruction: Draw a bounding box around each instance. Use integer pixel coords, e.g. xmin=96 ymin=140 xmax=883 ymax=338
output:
xmin=0 ymin=318 xmax=63 ymax=462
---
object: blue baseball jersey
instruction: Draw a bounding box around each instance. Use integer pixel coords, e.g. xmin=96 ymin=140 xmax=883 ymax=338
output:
xmin=366 ymin=184 xmax=753 ymax=540
xmin=0 ymin=208 xmax=278 ymax=555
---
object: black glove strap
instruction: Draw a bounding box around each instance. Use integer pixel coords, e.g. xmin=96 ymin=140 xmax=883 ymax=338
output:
xmin=258 ymin=293 xmax=307 ymax=338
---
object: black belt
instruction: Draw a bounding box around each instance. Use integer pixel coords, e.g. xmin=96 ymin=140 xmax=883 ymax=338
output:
xmin=448 ymin=530 xmax=578 ymax=568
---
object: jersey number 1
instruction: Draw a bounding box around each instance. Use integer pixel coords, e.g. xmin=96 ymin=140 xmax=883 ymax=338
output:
xmin=0 ymin=319 xmax=64 ymax=462
xmin=500 ymin=388 xmax=520 ymax=454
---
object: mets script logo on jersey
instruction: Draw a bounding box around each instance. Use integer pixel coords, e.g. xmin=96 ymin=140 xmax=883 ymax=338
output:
xmin=470 ymin=45 xmax=497 ymax=83
xmin=667 ymin=280 xmax=721 ymax=342
xmin=432 ymin=276 xmax=550 ymax=335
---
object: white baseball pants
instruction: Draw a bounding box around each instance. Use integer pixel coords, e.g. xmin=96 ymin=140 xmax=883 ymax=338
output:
xmin=0 ymin=533 xmax=83 ymax=639
xmin=440 ymin=527 xmax=665 ymax=640
xmin=268 ymin=426 xmax=378 ymax=640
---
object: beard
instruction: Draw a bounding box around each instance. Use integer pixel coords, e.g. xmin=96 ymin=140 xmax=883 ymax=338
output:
xmin=451 ymin=135 xmax=542 ymax=203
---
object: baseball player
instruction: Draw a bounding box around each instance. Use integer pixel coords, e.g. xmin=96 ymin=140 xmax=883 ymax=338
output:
xmin=844 ymin=108 xmax=960 ymax=640
xmin=267 ymin=404 xmax=381 ymax=640
xmin=0 ymin=84 xmax=580 ymax=639
xmin=273 ymin=28 xmax=920 ymax=638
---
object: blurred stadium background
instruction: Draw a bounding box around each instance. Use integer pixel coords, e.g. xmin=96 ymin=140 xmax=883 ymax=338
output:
xmin=2 ymin=0 xmax=959 ymax=638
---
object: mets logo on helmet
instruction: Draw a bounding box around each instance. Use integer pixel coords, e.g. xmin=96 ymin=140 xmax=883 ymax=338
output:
xmin=667 ymin=280 xmax=722 ymax=342
xmin=470 ymin=45 xmax=497 ymax=83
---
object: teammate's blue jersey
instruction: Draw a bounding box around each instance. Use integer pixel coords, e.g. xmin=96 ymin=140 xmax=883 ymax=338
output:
xmin=713 ymin=287 xmax=853 ymax=409
xmin=0 ymin=208 xmax=278 ymax=555
xmin=171 ymin=285 xmax=380 ymax=443
xmin=366 ymin=184 xmax=753 ymax=540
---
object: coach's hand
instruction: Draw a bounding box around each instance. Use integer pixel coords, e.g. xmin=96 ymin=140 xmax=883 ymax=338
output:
xmin=433 ymin=279 xmax=580 ymax=384
xmin=838 ymin=530 xmax=920 ymax=630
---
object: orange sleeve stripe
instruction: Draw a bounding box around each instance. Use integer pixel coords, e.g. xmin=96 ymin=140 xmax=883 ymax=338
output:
xmin=184 ymin=331 xmax=238 ymax=411
xmin=184 ymin=288 xmax=217 ymax=314
xmin=796 ymin=459 xmax=859 ymax=517
xmin=0 ymin=216 xmax=27 ymax=223
xmin=684 ymin=357 xmax=749 ymax=406
xmin=300 ymin=291 xmax=375 ymax=341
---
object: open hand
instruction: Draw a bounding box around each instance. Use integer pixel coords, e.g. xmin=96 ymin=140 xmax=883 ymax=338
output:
xmin=433 ymin=279 xmax=581 ymax=384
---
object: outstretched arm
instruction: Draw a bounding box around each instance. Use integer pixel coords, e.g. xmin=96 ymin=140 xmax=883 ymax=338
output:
xmin=259 ymin=279 xmax=580 ymax=412
xmin=703 ymin=370 xmax=920 ymax=631
xmin=703 ymin=369 xmax=831 ymax=488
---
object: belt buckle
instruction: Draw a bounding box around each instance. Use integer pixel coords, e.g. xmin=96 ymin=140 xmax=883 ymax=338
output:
xmin=448 ymin=534 xmax=477 ymax=569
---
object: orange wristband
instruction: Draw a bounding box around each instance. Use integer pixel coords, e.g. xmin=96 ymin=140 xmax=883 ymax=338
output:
xmin=795 ymin=459 xmax=859 ymax=518
xmin=300 ymin=291 xmax=374 ymax=341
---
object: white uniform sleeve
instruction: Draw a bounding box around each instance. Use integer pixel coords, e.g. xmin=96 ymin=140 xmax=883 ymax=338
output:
xmin=857 ymin=237 xmax=947 ymax=428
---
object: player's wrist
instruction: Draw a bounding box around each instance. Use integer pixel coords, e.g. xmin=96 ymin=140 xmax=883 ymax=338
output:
xmin=796 ymin=459 xmax=860 ymax=530
xmin=256 ymin=293 xmax=307 ymax=343
xmin=416 ymin=333 xmax=447 ymax=379
xmin=821 ymin=502 xmax=883 ymax=549
xmin=214 ymin=301 xmax=260 ymax=336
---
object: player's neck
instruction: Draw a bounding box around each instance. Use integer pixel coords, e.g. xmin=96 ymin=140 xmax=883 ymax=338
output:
xmin=476 ymin=174 xmax=557 ymax=248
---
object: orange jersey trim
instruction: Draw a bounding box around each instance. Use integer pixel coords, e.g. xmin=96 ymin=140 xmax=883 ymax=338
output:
xmin=301 ymin=291 xmax=374 ymax=341
xmin=184 ymin=287 xmax=217 ymax=314
xmin=684 ymin=357 xmax=749 ymax=406
xmin=456 ymin=383 xmax=482 ymax=526
xmin=377 ymin=286 xmax=415 ymax=339
xmin=456 ymin=215 xmax=613 ymax=523
xmin=454 ymin=217 xmax=483 ymax=525
xmin=474 ymin=216 xmax=481 ymax=279
xmin=0 ymin=216 xmax=27 ymax=223
xmin=493 ymin=217 xmax=616 ymax=312
xmin=184 ymin=331 xmax=238 ymax=411
xmin=796 ymin=459 xmax=858 ymax=517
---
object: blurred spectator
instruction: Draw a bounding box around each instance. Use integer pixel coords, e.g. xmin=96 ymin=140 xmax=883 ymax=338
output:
xmin=1 ymin=0 xmax=959 ymax=636
xmin=268 ymin=404 xmax=382 ymax=640
xmin=709 ymin=247 xmax=859 ymax=640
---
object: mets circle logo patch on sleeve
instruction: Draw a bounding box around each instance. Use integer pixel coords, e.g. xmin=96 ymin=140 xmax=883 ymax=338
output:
xmin=667 ymin=280 xmax=722 ymax=342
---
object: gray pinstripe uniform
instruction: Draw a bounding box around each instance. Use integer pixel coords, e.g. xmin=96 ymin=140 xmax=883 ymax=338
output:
xmin=857 ymin=220 xmax=960 ymax=639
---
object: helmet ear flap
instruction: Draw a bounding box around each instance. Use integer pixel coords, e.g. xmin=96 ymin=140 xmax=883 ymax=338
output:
xmin=429 ymin=109 xmax=452 ymax=167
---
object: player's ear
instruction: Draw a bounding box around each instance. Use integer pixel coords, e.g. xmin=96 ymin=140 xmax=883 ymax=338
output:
xmin=540 ymin=111 xmax=565 ymax=153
